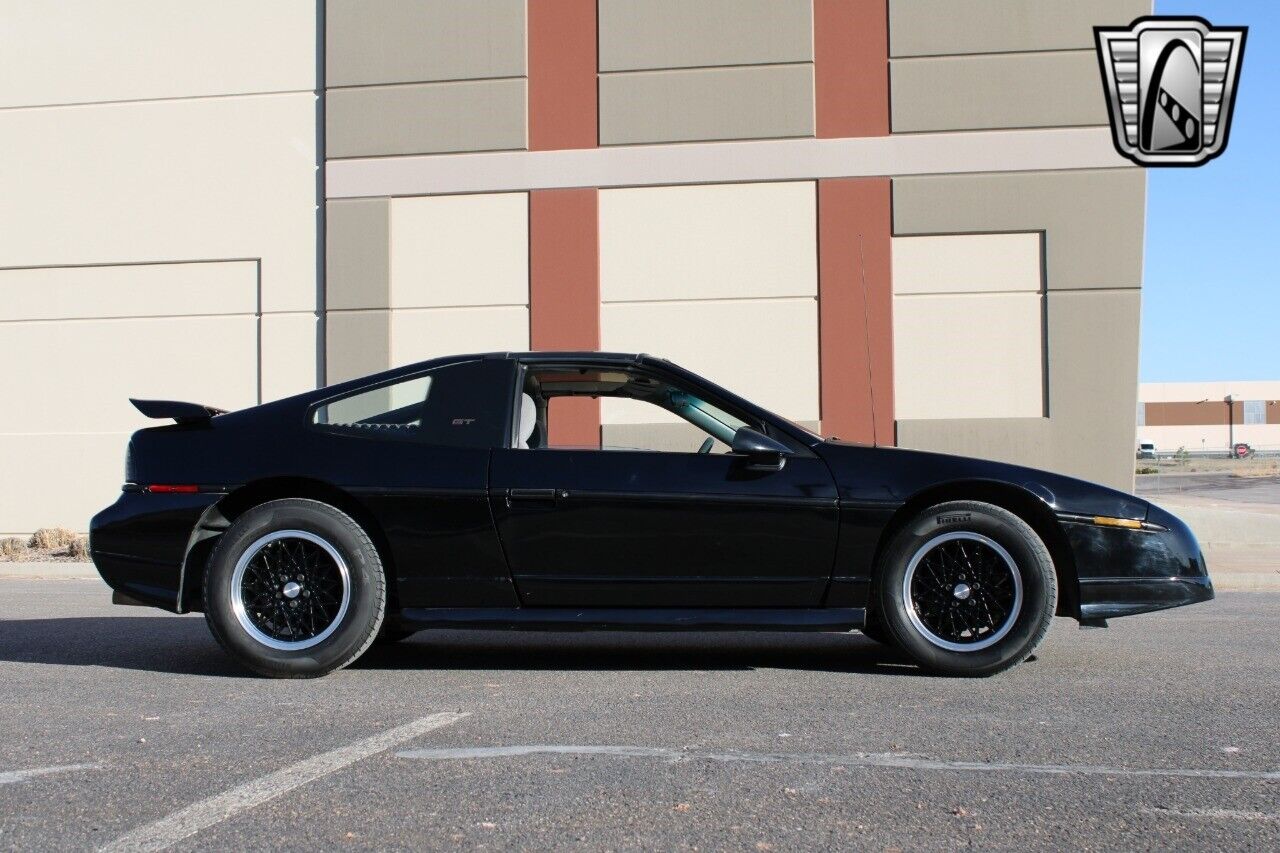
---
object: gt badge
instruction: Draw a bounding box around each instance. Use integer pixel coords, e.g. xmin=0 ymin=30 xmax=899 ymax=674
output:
xmin=1094 ymin=16 xmax=1246 ymax=167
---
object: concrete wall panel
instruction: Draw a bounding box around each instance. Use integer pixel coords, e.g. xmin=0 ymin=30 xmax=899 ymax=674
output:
xmin=889 ymin=0 xmax=1152 ymax=58
xmin=602 ymin=299 xmax=820 ymax=423
xmin=893 ymin=234 xmax=1042 ymax=295
xmin=326 ymin=0 xmax=526 ymax=87
xmin=0 ymin=261 xmax=257 ymax=321
xmin=894 ymin=292 xmax=1044 ymax=420
xmin=261 ymin=312 xmax=319 ymax=402
xmin=893 ymin=170 xmax=1146 ymax=290
xmin=600 ymin=182 xmax=816 ymax=302
xmin=390 ymin=306 xmax=529 ymax=366
xmin=0 ymin=314 xmax=257 ymax=434
xmin=891 ymin=51 xmax=1105 ymax=133
xmin=390 ymin=194 xmax=528 ymax=309
xmin=0 ymin=0 xmax=314 ymax=108
xmin=0 ymin=93 xmax=317 ymax=313
xmin=600 ymin=65 xmax=814 ymax=145
xmin=326 ymin=79 xmax=527 ymax=158
xmin=326 ymin=199 xmax=390 ymax=311
xmin=0 ymin=434 xmax=136 ymax=535
xmin=599 ymin=0 xmax=813 ymax=71
xmin=898 ymin=289 xmax=1141 ymax=490
xmin=327 ymin=310 xmax=391 ymax=384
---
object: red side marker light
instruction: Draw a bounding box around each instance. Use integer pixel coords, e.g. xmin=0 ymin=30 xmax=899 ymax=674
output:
xmin=147 ymin=484 xmax=199 ymax=494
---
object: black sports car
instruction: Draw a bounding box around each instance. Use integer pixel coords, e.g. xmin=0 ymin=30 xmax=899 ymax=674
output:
xmin=90 ymin=352 xmax=1211 ymax=678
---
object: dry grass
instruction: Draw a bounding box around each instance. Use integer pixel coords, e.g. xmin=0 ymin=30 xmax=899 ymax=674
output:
xmin=67 ymin=536 xmax=89 ymax=560
xmin=28 ymin=527 xmax=78 ymax=550
xmin=1230 ymin=460 xmax=1280 ymax=479
xmin=0 ymin=537 xmax=29 ymax=560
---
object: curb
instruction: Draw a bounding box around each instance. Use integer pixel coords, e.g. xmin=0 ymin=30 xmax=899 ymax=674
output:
xmin=2 ymin=562 xmax=1278 ymax=591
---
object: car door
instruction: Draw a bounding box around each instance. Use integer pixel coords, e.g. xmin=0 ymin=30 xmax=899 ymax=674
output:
xmin=488 ymin=369 xmax=839 ymax=608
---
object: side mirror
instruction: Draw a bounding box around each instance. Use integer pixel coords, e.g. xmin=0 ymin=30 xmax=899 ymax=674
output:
xmin=730 ymin=427 xmax=792 ymax=470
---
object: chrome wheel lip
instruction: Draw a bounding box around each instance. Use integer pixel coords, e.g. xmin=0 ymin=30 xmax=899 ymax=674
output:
xmin=903 ymin=531 xmax=1023 ymax=653
xmin=230 ymin=529 xmax=351 ymax=652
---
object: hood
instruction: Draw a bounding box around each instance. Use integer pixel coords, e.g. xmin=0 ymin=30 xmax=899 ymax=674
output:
xmin=816 ymin=440 xmax=1149 ymax=521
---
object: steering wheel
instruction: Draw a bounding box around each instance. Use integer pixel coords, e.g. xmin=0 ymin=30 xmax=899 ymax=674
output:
xmin=697 ymin=437 xmax=715 ymax=455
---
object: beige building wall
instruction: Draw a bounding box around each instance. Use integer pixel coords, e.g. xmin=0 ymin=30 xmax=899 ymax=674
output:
xmin=325 ymin=0 xmax=528 ymax=158
xmin=599 ymin=182 xmax=819 ymax=445
xmin=326 ymin=193 xmax=531 ymax=384
xmin=0 ymin=1 xmax=318 ymax=534
xmin=893 ymin=170 xmax=1146 ymax=491
xmin=893 ymin=233 xmax=1045 ymax=421
xmin=598 ymin=0 xmax=814 ymax=145
xmin=888 ymin=0 xmax=1152 ymax=133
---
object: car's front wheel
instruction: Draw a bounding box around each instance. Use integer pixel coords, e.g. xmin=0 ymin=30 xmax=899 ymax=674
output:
xmin=203 ymin=499 xmax=386 ymax=678
xmin=874 ymin=500 xmax=1055 ymax=677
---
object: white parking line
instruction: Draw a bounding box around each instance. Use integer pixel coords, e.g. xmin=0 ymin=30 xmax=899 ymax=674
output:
xmin=101 ymin=711 xmax=468 ymax=853
xmin=0 ymin=763 xmax=100 ymax=785
xmin=395 ymin=744 xmax=1280 ymax=781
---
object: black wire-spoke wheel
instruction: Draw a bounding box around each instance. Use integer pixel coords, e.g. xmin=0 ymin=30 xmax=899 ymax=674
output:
xmin=231 ymin=530 xmax=351 ymax=651
xmin=903 ymin=532 xmax=1023 ymax=652
xmin=204 ymin=499 xmax=385 ymax=677
xmin=873 ymin=501 xmax=1056 ymax=677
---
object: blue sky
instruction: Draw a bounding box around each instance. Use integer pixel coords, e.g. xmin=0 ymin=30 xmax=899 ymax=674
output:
xmin=1141 ymin=0 xmax=1278 ymax=380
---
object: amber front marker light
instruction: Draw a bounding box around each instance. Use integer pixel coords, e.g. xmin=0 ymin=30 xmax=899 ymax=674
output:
xmin=1093 ymin=516 xmax=1143 ymax=529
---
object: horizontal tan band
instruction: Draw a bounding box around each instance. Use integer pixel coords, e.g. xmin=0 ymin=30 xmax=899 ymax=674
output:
xmin=326 ymin=127 xmax=1128 ymax=199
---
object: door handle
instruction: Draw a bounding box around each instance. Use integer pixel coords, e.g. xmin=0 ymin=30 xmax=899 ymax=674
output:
xmin=509 ymin=488 xmax=557 ymax=500
xmin=506 ymin=488 xmax=563 ymax=507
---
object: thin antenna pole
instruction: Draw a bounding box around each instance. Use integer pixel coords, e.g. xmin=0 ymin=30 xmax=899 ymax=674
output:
xmin=857 ymin=235 xmax=878 ymax=447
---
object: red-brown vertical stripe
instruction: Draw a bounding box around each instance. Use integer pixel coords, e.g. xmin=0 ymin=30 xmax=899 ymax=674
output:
xmin=817 ymin=178 xmax=894 ymax=445
xmin=529 ymin=188 xmax=601 ymax=447
xmin=527 ymin=2 xmax=601 ymax=445
xmin=528 ymin=0 xmax=598 ymax=150
xmin=813 ymin=0 xmax=890 ymax=138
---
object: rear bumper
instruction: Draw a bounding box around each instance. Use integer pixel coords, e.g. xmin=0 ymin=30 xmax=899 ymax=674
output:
xmin=1061 ymin=502 xmax=1213 ymax=621
xmin=89 ymin=490 xmax=221 ymax=612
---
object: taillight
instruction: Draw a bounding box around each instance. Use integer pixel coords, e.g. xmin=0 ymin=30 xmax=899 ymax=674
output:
xmin=146 ymin=485 xmax=199 ymax=494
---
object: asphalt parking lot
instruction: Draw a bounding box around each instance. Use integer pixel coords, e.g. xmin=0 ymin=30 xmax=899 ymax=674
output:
xmin=1 ymin=579 xmax=1277 ymax=851
xmin=1137 ymin=472 xmax=1280 ymax=506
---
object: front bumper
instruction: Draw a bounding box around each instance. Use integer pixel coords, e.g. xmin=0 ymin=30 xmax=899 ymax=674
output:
xmin=90 ymin=490 xmax=221 ymax=612
xmin=1062 ymin=503 xmax=1214 ymax=621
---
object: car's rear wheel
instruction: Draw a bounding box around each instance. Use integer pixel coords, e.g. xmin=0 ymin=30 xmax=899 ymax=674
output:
xmin=203 ymin=499 xmax=385 ymax=678
xmin=874 ymin=500 xmax=1055 ymax=677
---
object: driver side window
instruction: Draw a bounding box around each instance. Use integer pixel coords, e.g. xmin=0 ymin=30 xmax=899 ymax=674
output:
xmin=600 ymin=397 xmax=738 ymax=454
xmin=522 ymin=367 xmax=754 ymax=455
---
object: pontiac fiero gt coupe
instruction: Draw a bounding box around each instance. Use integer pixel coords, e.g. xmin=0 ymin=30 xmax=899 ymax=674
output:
xmin=91 ymin=352 xmax=1211 ymax=678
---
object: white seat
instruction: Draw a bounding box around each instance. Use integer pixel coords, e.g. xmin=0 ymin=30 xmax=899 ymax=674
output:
xmin=518 ymin=393 xmax=537 ymax=448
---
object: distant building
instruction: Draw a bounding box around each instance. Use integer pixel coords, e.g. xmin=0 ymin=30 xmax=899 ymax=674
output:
xmin=1138 ymin=382 xmax=1280 ymax=454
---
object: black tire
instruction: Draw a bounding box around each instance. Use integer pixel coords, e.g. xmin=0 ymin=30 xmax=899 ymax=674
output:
xmin=203 ymin=499 xmax=386 ymax=678
xmin=874 ymin=501 xmax=1055 ymax=677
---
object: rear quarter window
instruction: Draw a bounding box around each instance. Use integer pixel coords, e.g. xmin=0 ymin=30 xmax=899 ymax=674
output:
xmin=311 ymin=359 xmax=514 ymax=449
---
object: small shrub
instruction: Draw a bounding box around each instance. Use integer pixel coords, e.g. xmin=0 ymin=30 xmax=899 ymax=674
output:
xmin=67 ymin=536 xmax=90 ymax=560
xmin=1135 ymin=466 xmax=1159 ymax=475
xmin=0 ymin=537 xmax=29 ymax=560
xmin=29 ymin=527 xmax=78 ymax=550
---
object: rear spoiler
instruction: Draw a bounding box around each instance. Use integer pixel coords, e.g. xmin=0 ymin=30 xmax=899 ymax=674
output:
xmin=130 ymin=398 xmax=228 ymax=424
